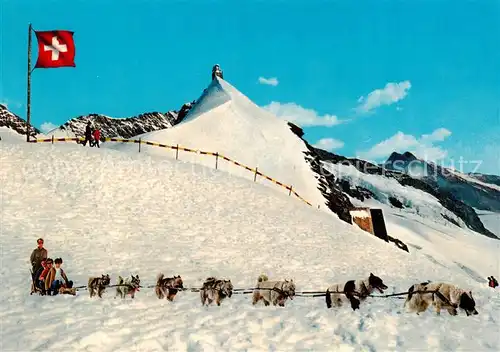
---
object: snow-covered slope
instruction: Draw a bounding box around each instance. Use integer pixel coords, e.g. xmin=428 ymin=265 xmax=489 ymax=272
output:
xmin=112 ymin=78 xmax=329 ymax=211
xmin=0 ymin=126 xmax=28 ymax=143
xmin=468 ymin=173 xmax=500 ymax=187
xmin=1 ymin=138 xmax=499 ymax=351
xmin=45 ymin=102 xmax=195 ymax=139
xmin=448 ymin=168 xmax=500 ymax=192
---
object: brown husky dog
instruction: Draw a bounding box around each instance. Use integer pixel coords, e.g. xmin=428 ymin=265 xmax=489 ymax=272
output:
xmin=252 ymin=274 xmax=296 ymax=307
xmin=200 ymin=277 xmax=233 ymax=306
xmin=155 ymin=274 xmax=183 ymax=301
xmin=88 ymin=274 xmax=111 ymax=298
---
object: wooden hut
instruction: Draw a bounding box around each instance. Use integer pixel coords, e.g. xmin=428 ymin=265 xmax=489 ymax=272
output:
xmin=349 ymin=207 xmax=388 ymax=242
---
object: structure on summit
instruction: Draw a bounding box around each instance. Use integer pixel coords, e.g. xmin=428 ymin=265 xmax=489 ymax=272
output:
xmin=212 ymin=64 xmax=223 ymax=80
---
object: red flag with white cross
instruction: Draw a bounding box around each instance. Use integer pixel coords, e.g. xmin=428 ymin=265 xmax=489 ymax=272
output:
xmin=34 ymin=30 xmax=76 ymax=68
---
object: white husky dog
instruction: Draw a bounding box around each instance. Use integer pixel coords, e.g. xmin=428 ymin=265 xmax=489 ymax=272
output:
xmin=404 ymin=281 xmax=478 ymax=316
xmin=252 ymin=274 xmax=295 ymax=307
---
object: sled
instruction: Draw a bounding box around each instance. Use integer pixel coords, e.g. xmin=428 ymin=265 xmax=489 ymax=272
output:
xmin=58 ymin=286 xmax=77 ymax=296
xmin=29 ymin=270 xmax=44 ymax=296
xmin=30 ymin=270 xmax=77 ymax=296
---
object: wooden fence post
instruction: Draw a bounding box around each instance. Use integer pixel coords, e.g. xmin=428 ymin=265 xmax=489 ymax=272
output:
xmin=289 ymin=185 xmax=293 ymax=196
xmin=254 ymin=167 xmax=258 ymax=182
xmin=176 ymin=144 xmax=179 ymax=160
xmin=215 ymin=152 xmax=219 ymax=170
xmin=51 ymin=135 xmax=54 ymax=144
xmin=138 ymin=138 xmax=141 ymax=153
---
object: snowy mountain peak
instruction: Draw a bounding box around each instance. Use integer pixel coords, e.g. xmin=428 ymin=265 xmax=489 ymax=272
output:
xmin=113 ymin=77 xmax=355 ymax=225
xmin=180 ymin=77 xmax=282 ymax=127
xmin=386 ymin=151 xmax=418 ymax=165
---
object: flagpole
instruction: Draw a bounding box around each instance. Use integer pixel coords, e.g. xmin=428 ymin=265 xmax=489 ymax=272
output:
xmin=26 ymin=23 xmax=32 ymax=142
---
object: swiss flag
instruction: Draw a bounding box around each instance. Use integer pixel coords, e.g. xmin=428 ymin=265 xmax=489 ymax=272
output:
xmin=35 ymin=30 xmax=76 ymax=68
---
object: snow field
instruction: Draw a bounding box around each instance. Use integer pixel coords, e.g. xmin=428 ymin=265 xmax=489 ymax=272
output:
xmin=1 ymin=141 xmax=499 ymax=351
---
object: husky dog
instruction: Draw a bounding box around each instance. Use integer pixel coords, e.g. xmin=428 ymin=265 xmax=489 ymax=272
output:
xmin=404 ymin=282 xmax=478 ymax=316
xmin=155 ymin=274 xmax=183 ymax=301
xmin=115 ymin=275 xmax=141 ymax=299
xmin=200 ymin=277 xmax=233 ymax=306
xmin=88 ymin=274 xmax=111 ymax=298
xmin=252 ymin=274 xmax=295 ymax=307
xmin=325 ymin=273 xmax=388 ymax=310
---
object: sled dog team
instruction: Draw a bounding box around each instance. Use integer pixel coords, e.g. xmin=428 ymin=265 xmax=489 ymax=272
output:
xmin=86 ymin=272 xmax=478 ymax=316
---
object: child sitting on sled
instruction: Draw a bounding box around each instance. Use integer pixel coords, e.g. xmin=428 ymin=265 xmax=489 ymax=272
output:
xmin=45 ymin=258 xmax=75 ymax=295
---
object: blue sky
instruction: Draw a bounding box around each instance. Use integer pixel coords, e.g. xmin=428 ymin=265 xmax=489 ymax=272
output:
xmin=1 ymin=0 xmax=499 ymax=174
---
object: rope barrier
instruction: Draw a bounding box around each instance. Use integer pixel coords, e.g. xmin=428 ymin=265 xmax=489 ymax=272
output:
xmin=28 ymin=136 xmax=314 ymax=208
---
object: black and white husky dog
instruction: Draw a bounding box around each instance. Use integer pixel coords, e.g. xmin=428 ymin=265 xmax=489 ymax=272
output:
xmin=325 ymin=273 xmax=388 ymax=310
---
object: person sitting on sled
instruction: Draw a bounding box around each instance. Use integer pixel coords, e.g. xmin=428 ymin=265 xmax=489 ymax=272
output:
xmin=33 ymin=258 xmax=47 ymax=293
xmin=45 ymin=258 xmax=73 ymax=296
xmin=36 ymin=257 xmax=53 ymax=295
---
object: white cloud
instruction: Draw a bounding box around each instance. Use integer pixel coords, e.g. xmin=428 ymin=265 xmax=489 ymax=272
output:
xmin=421 ymin=127 xmax=452 ymax=142
xmin=357 ymin=80 xmax=411 ymax=113
xmin=258 ymin=77 xmax=279 ymax=86
xmin=40 ymin=122 xmax=58 ymax=133
xmin=357 ymin=128 xmax=452 ymax=162
xmin=313 ymin=138 xmax=345 ymax=151
xmin=263 ymin=101 xmax=343 ymax=127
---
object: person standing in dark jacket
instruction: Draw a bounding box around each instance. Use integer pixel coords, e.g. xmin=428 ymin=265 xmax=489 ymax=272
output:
xmin=82 ymin=121 xmax=92 ymax=146
xmin=30 ymin=238 xmax=48 ymax=274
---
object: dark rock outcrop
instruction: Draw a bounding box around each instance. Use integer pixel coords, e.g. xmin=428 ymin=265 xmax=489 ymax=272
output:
xmin=52 ymin=101 xmax=195 ymax=139
xmin=388 ymin=196 xmax=404 ymax=209
xmin=287 ymin=122 xmax=354 ymax=224
xmin=0 ymin=104 xmax=40 ymax=138
xmin=337 ymin=179 xmax=375 ymax=202
xmin=1 ymin=101 xmax=195 ymax=141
